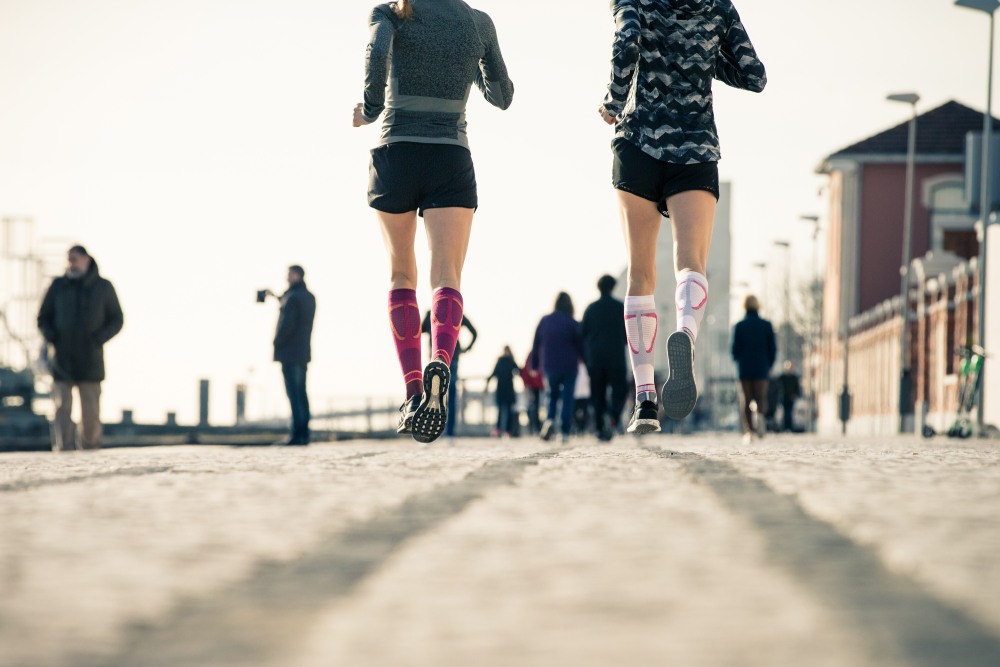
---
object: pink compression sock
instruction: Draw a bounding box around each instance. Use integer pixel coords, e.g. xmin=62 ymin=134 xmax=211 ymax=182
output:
xmin=388 ymin=289 xmax=423 ymax=398
xmin=430 ymin=287 xmax=464 ymax=365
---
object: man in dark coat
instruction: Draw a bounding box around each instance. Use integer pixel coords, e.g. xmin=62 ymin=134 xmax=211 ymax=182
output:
xmin=37 ymin=246 xmax=123 ymax=451
xmin=731 ymin=295 xmax=777 ymax=442
xmin=581 ymin=274 xmax=628 ymax=441
xmin=272 ymin=265 xmax=316 ymax=445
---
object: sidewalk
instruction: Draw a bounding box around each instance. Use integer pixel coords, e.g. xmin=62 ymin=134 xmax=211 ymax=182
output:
xmin=1 ymin=434 xmax=998 ymax=667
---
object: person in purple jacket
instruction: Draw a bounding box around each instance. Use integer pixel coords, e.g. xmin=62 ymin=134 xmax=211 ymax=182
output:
xmin=531 ymin=292 xmax=585 ymax=443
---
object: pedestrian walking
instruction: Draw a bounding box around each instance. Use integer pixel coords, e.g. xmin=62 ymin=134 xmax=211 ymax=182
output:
xmin=521 ymin=353 xmax=545 ymax=435
xmin=271 ymin=265 xmax=316 ymax=446
xmin=599 ymin=0 xmax=766 ymax=434
xmin=355 ymin=0 xmax=513 ymax=444
xmin=37 ymin=245 xmax=123 ymax=451
xmin=531 ymin=292 xmax=584 ymax=443
xmin=731 ymin=295 xmax=777 ymax=443
xmin=487 ymin=346 xmax=520 ymax=437
xmin=581 ymin=274 xmax=629 ymax=440
xmin=421 ymin=311 xmax=477 ymax=438
xmin=778 ymin=360 xmax=802 ymax=433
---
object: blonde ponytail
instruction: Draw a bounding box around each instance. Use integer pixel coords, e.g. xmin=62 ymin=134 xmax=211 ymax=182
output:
xmin=393 ymin=0 xmax=414 ymax=20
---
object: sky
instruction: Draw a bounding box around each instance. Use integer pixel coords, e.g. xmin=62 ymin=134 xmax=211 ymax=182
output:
xmin=0 ymin=0 xmax=996 ymax=425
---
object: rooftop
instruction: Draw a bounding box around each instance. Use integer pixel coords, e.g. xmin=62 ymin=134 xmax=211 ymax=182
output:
xmin=825 ymin=100 xmax=1000 ymax=162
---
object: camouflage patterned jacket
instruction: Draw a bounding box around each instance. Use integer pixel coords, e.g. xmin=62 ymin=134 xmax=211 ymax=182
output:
xmin=601 ymin=0 xmax=766 ymax=164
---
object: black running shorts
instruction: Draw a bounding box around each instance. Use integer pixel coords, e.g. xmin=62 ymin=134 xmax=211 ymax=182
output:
xmin=368 ymin=142 xmax=478 ymax=217
xmin=611 ymin=137 xmax=719 ymax=217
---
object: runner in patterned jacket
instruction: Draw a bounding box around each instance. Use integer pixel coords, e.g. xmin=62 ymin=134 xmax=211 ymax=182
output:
xmin=598 ymin=0 xmax=766 ymax=435
xmin=601 ymin=0 xmax=766 ymax=164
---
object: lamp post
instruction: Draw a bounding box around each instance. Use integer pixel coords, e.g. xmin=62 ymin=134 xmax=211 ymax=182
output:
xmin=956 ymin=0 xmax=998 ymax=436
xmin=773 ymin=241 xmax=792 ymax=366
xmin=886 ymin=92 xmax=920 ymax=434
xmin=800 ymin=215 xmax=821 ymax=432
xmin=752 ymin=261 xmax=768 ymax=305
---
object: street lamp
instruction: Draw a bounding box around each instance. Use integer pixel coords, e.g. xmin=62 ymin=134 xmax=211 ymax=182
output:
xmin=773 ymin=241 xmax=792 ymax=366
xmin=800 ymin=215 xmax=821 ymax=433
xmin=956 ymin=0 xmax=998 ymax=436
xmin=887 ymin=92 xmax=919 ymax=434
xmin=752 ymin=261 xmax=767 ymax=304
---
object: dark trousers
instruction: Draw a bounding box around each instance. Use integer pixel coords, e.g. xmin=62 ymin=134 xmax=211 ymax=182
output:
xmin=445 ymin=357 xmax=460 ymax=437
xmin=527 ymin=388 xmax=542 ymax=434
xmin=782 ymin=400 xmax=796 ymax=432
xmin=282 ymin=363 xmax=311 ymax=442
xmin=589 ymin=364 xmax=628 ymax=431
xmin=740 ymin=379 xmax=768 ymax=434
xmin=546 ymin=370 xmax=578 ymax=436
xmin=496 ymin=398 xmax=516 ymax=434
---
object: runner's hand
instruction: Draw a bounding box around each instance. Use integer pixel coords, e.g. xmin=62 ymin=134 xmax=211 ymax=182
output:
xmin=353 ymin=103 xmax=372 ymax=127
xmin=599 ymin=106 xmax=616 ymax=125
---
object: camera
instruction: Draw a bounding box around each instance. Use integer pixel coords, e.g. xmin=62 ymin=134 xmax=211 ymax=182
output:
xmin=256 ymin=290 xmax=270 ymax=303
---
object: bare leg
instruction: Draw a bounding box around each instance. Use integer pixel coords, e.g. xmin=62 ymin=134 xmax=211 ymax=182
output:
xmin=377 ymin=210 xmax=419 ymax=290
xmin=666 ymin=190 xmax=716 ymax=275
xmin=423 ymin=207 xmax=474 ymax=290
xmin=617 ymin=191 xmax=662 ymax=296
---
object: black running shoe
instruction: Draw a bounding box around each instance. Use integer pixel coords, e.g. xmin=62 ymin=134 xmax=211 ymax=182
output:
xmin=662 ymin=331 xmax=698 ymax=421
xmin=411 ymin=359 xmax=450 ymax=444
xmin=627 ymin=400 xmax=661 ymax=434
xmin=397 ymin=394 xmax=420 ymax=435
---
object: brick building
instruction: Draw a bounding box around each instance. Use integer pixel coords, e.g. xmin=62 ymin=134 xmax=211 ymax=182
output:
xmin=814 ymin=100 xmax=999 ymax=435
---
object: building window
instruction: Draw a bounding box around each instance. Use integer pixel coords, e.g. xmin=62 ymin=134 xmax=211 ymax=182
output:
xmin=923 ymin=175 xmax=976 ymax=258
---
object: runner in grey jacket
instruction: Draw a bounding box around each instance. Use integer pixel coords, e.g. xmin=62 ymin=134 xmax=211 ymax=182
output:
xmin=353 ymin=0 xmax=513 ymax=445
xmin=360 ymin=0 xmax=513 ymax=148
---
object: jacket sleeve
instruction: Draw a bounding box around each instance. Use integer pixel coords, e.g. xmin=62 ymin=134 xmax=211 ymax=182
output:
xmin=362 ymin=5 xmax=399 ymax=122
xmin=715 ymin=3 xmax=766 ymax=92
xmin=574 ymin=323 xmax=585 ymax=362
xmin=273 ymin=298 xmax=299 ymax=349
xmin=462 ymin=316 xmax=479 ymax=352
xmin=94 ymin=283 xmax=124 ymax=345
xmin=766 ymin=323 xmax=777 ymax=368
xmin=474 ymin=12 xmax=514 ymax=110
xmin=37 ymin=282 xmax=58 ymax=344
xmin=731 ymin=325 xmax=741 ymax=361
xmin=601 ymin=0 xmax=641 ymax=117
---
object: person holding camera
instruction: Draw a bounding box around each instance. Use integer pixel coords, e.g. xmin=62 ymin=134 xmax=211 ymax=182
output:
xmin=270 ymin=265 xmax=316 ymax=446
xmin=353 ymin=0 xmax=513 ymax=444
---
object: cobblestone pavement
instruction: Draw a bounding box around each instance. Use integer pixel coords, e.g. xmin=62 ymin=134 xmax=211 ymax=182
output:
xmin=1 ymin=434 xmax=998 ymax=667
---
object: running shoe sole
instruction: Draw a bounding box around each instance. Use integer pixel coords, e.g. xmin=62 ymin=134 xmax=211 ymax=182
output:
xmin=662 ymin=331 xmax=698 ymax=421
xmin=411 ymin=360 xmax=450 ymax=444
xmin=627 ymin=419 xmax=661 ymax=435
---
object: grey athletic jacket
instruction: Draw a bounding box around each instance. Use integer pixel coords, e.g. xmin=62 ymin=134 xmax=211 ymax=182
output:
xmin=362 ymin=0 xmax=514 ymax=149
xmin=602 ymin=0 xmax=766 ymax=164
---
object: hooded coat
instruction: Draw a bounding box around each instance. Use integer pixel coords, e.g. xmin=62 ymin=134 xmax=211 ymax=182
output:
xmin=37 ymin=260 xmax=124 ymax=383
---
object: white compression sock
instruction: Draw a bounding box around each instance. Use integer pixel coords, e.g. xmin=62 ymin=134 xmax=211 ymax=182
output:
xmin=675 ymin=270 xmax=708 ymax=342
xmin=624 ymin=295 xmax=658 ymax=402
